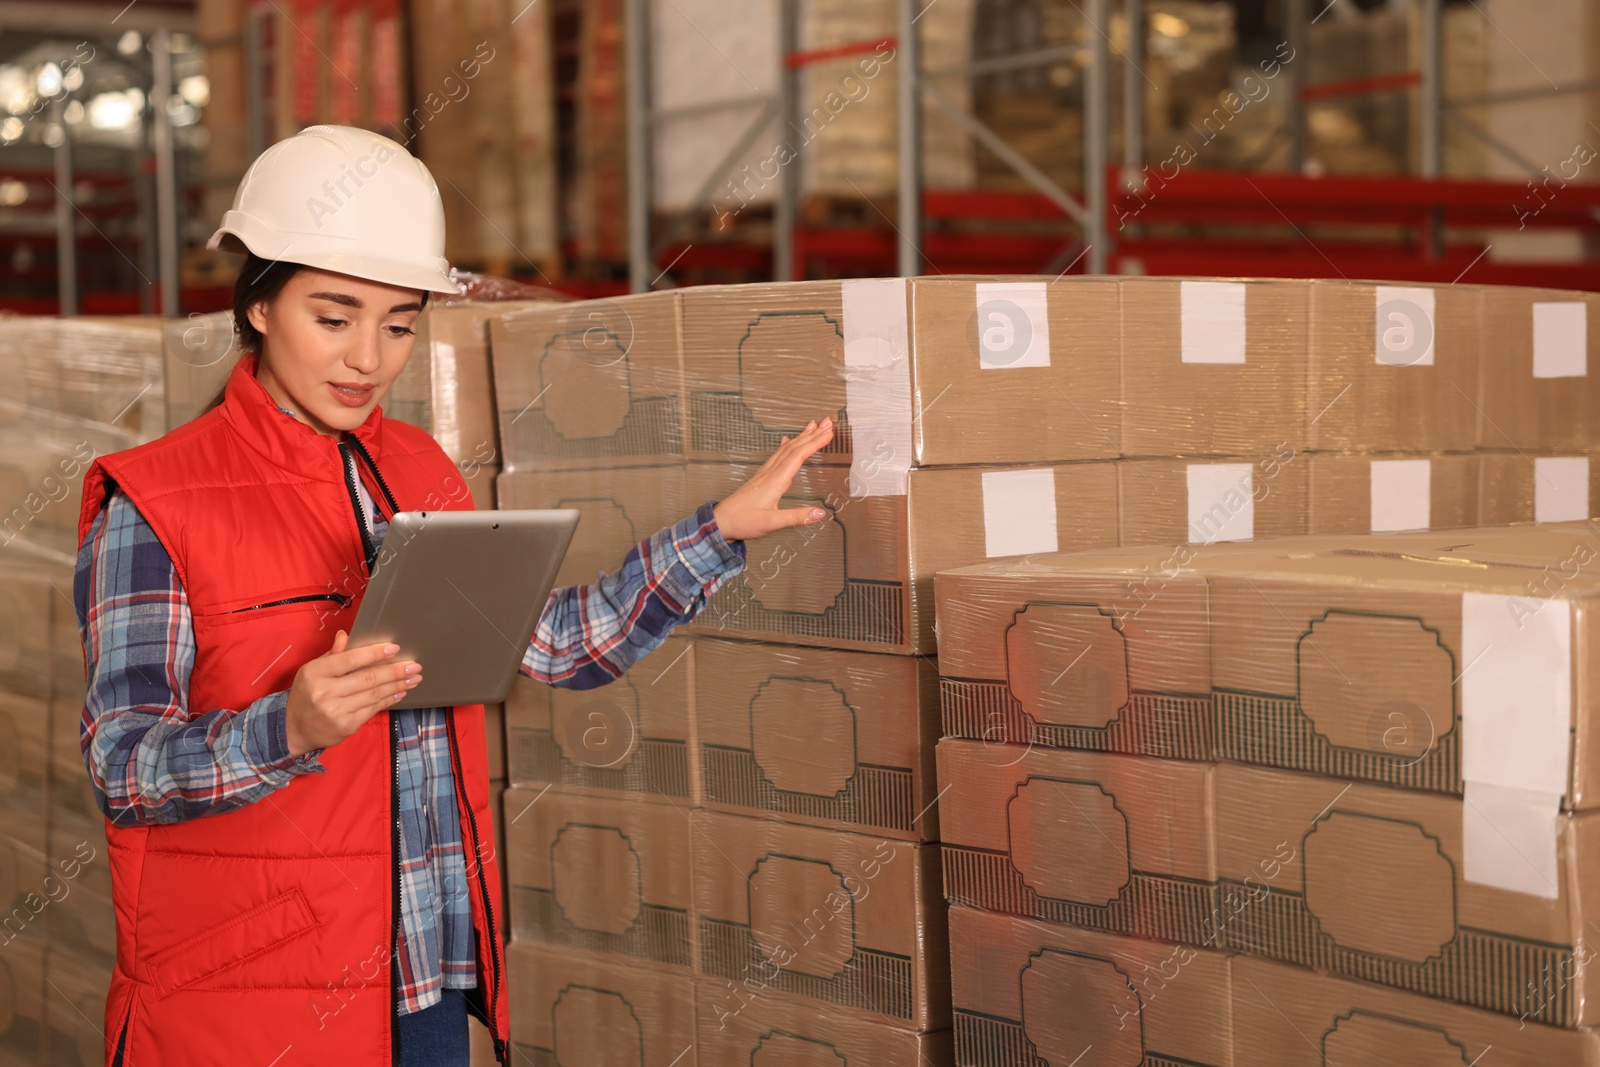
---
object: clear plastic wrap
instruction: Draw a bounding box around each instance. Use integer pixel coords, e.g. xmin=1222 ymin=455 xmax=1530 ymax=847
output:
xmin=506 ymin=939 xmax=696 ymax=1066
xmin=692 ymin=635 xmax=940 ymax=841
xmin=934 ymin=521 xmax=1600 ymax=1029
xmin=504 ymin=633 xmax=694 ymax=799
xmin=697 ymin=984 xmax=952 ymax=1065
xmin=947 ymin=906 xmax=1233 ymax=1067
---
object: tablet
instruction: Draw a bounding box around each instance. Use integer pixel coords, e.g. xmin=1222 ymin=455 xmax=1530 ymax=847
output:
xmin=347 ymin=508 xmax=580 ymax=709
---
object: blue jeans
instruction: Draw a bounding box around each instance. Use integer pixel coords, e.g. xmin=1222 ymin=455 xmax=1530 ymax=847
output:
xmin=397 ymin=988 xmax=470 ymax=1066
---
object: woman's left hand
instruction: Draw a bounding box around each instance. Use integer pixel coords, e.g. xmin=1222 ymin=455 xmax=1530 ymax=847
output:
xmin=713 ymin=417 xmax=836 ymax=542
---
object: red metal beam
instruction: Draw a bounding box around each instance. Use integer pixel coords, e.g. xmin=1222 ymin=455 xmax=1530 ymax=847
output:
xmin=1297 ymin=70 xmax=1423 ymax=102
xmin=786 ymin=38 xmax=894 ymax=69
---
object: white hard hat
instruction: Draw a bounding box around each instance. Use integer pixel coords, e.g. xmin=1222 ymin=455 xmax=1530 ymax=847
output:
xmin=207 ymin=124 xmax=458 ymax=294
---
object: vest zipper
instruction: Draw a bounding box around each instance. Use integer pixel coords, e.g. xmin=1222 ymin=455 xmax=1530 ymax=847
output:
xmin=343 ymin=436 xmax=503 ymax=1061
xmin=446 ymin=710 xmax=507 ymax=1064
xmin=335 ymin=435 xmax=403 ymax=1064
xmin=225 ymin=592 xmax=351 ymax=614
xmin=390 ymin=709 xmax=402 ymax=1067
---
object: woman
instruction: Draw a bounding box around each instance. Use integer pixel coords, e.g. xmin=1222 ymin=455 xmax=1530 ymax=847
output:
xmin=72 ymin=125 xmax=833 ymax=1067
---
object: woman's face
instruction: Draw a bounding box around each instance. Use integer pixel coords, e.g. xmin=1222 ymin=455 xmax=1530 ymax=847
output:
xmin=247 ymin=267 xmax=424 ymax=436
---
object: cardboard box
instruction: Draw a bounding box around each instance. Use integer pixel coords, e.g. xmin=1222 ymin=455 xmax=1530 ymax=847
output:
xmin=0 ymin=317 xmax=165 ymax=440
xmin=935 ymin=544 xmax=1214 ymax=759
xmin=42 ymin=944 xmax=110 ymax=1067
xmin=1120 ymin=277 xmax=1308 ymax=457
xmin=1204 ymin=523 xmax=1600 ymax=802
xmin=0 ymin=564 xmax=85 ymax=709
xmin=505 ymin=634 xmax=695 ymax=800
xmin=0 ymin=692 xmax=47 ymax=819
xmin=503 ymin=788 xmax=694 ymax=969
xmin=949 ymin=906 xmax=1233 ymax=1067
xmin=1233 ymin=955 xmax=1600 ymax=1066
xmin=689 ymin=459 xmax=1119 ymax=655
xmin=484 ymin=703 xmax=505 ymax=782
xmin=44 ymin=805 xmax=112 ymax=960
xmin=1307 ymin=452 xmax=1480 ymax=534
xmin=1307 ymin=280 xmax=1481 ymax=453
xmin=694 ymin=636 xmax=940 ymax=840
xmin=696 ymin=984 xmax=954 ymax=1066
xmin=936 ymin=738 xmax=1218 ymax=943
xmin=507 ymin=940 xmax=696 ymax=1067
xmin=1480 ymin=450 xmax=1595 ymax=524
xmin=496 ymin=465 xmax=690 ymax=589
xmin=491 ymin=292 xmax=685 ymax=473
xmin=1216 ymin=762 xmax=1600 ymax=1026
xmin=392 ymin=300 xmax=564 ymax=470
xmin=160 ymin=311 xmax=240 ymax=431
xmin=1478 ymin=286 xmax=1600 ymax=451
xmin=680 ymin=277 xmax=1121 ymax=470
xmin=48 ymin=694 xmax=98 ymax=824
xmin=0 ymin=419 xmax=139 ymax=565
xmin=0 ymin=933 xmax=46 ymax=1065
xmin=690 ymin=811 xmax=948 ymax=1030
xmin=1119 ymin=454 xmax=1308 ymax=547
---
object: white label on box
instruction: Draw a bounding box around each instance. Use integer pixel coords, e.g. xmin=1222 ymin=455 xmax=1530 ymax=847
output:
xmin=1462 ymin=592 xmax=1572 ymax=795
xmin=1180 ymin=281 xmax=1247 ymax=364
xmin=975 ymin=282 xmax=1051 ymax=370
xmin=1369 ymin=459 xmax=1431 ymax=532
xmin=1533 ymin=302 xmax=1587 ymax=378
xmin=1462 ymin=782 xmax=1562 ymax=899
xmin=1186 ymin=463 xmax=1254 ymax=544
xmin=1535 ymin=456 xmax=1590 ymax=522
xmin=841 ymin=278 xmax=913 ymax=497
xmin=981 ymin=468 xmax=1059 ymax=558
xmin=1374 ymin=286 xmax=1435 ymax=366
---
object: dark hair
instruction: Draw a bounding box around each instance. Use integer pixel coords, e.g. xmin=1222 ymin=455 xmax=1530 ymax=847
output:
xmin=233 ymin=253 xmax=306 ymax=354
xmin=198 ymin=253 xmax=431 ymax=416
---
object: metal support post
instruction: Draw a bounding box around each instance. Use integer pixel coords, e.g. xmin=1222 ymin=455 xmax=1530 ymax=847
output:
xmin=1285 ymin=0 xmax=1307 ymax=171
xmin=152 ymin=28 xmax=180 ymax=315
xmin=775 ymin=0 xmax=797 ymax=280
xmin=624 ymin=0 xmax=652 ymax=292
xmin=1419 ymin=0 xmax=1442 ymax=177
xmin=896 ymin=0 xmax=921 ymax=276
xmin=51 ymin=97 xmax=76 ymax=316
xmin=1122 ymin=0 xmax=1143 ymax=183
xmin=1085 ymin=0 xmax=1110 ymax=273
xmin=1419 ymin=0 xmax=1443 ymax=259
xmin=243 ymin=8 xmax=267 ymax=162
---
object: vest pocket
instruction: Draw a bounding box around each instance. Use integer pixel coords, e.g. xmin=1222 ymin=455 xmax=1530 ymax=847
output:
xmin=145 ymin=888 xmax=318 ymax=998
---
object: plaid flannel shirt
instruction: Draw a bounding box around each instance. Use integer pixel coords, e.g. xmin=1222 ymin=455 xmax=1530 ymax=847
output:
xmin=74 ymin=485 xmax=744 ymax=1015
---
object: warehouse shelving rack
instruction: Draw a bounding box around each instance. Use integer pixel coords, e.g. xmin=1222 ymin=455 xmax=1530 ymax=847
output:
xmin=622 ymin=0 xmax=1600 ymax=291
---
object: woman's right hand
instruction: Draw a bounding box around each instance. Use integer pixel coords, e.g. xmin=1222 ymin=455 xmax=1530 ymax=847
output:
xmin=285 ymin=630 xmax=421 ymax=757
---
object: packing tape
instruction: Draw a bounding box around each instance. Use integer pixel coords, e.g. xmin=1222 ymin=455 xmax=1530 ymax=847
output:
xmin=1461 ymin=591 xmax=1572 ymax=897
xmin=1179 ymin=281 xmax=1247 ymax=364
xmin=1462 ymin=782 xmax=1562 ymax=900
xmin=1186 ymin=463 xmax=1254 ymax=544
xmin=980 ymin=468 xmax=1058 ymax=557
xmin=1374 ymin=285 xmax=1435 ymax=367
xmin=975 ymin=281 xmax=1051 ymax=370
xmin=1535 ymin=456 xmax=1590 ymax=523
xmin=841 ymin=278 xmax=913 ymax=497
xmin=1533 ymin=302 xmax=1587 ymax=379
xmin=1369 ymin=458 xmax=1431 ymax=532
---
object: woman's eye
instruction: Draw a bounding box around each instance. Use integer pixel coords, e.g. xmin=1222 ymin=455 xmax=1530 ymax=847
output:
xmin=387 ymin=325 xmax=416 ymax=337
xmin=317 ymin=317 xmax=348 ymax=328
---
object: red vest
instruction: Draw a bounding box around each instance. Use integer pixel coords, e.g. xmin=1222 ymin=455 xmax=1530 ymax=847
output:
xmin=76 ymin=353 xmax=509 ymax=1066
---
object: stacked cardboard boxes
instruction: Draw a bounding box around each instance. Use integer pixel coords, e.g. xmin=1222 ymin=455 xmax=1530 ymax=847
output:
xmin=491 ymin=277 xmax=1153 ymax=1061
xmin=934 ymin=520 xmax=1600 ymax=1063
xmin=0 ymin=316 xmax=172 ymax=1064
xmin=0 ymin=307 xmax=529 ymax=1065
